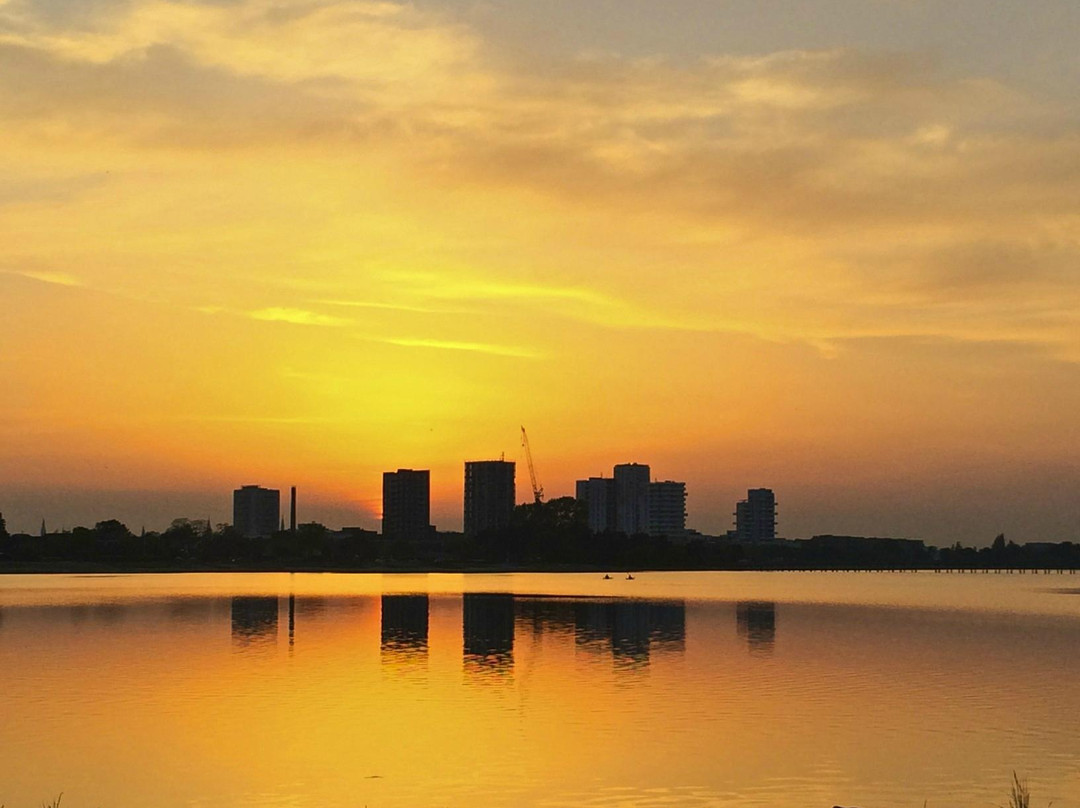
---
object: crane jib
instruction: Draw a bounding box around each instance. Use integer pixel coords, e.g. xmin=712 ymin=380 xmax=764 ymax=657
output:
xmin=520 ymin=426 xmax=544 ymax=504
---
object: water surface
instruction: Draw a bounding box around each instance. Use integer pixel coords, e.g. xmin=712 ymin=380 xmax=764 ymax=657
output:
xmin=2 ymin=572 xmax=1078 ymax=807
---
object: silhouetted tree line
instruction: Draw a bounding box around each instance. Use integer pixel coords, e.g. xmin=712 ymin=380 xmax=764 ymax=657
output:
xmin=1 ymin=502 xmax=1078 ymax=571
xmin=0 ymin=517 xmax=379 ymax=568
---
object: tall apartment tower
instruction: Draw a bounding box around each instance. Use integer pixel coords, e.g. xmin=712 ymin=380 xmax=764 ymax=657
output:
xmin=464 ymin=460 xmax=515 ymax=537
xmin=648 ymin=481 xmax=687 ymax=537
xmin=613 ymin=463 xmax=651 ymax=535
xmin=735 ymin=488 xmax=777 ymax=542
xmin=575 ymin=477 xmax=616 ymax=533
xmin=233 ymin=485 xmax=280 ymax=538
xmin=382 ymin=469 xmax=432 ymax=540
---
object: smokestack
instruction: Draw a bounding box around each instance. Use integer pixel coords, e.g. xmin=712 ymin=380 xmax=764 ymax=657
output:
xmin=290 ymin=486 xmax=297 ymax=532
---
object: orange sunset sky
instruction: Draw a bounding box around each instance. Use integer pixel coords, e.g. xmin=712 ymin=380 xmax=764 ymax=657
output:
xmin=1 ymin=0 xmax=1078 ymax=542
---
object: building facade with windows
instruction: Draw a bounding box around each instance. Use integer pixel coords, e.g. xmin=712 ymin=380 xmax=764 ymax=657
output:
xmin=613 ymin=463 xmax=651 ymax=535
xmin=735 ymin=488 xmax=777 ymax=542
xmin=647 ymin=481 xmax=687 ymax=537
xmin=464 ymin=460 xmax=516 ymax=537
xmin=233 ymin=485 xmax=280 ymax=538
xmin=382 ymin=469 xmax=432 ymax=540
xmin=575 ymin=477 xmax=617 ymax=533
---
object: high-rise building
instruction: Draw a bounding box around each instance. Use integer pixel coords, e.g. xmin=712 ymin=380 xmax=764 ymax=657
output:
xmin=614 ymin=463 xmax=651 ymax=535
xmin=735 ymin=488 xmax=777 ymax=542
xmin=464 ymin=460 xmax=515 ymax=537
xmin=233 ymin=485 xmax=280 ymax=538
xmin=648 ymin=481 xmax=687 ymax=537
xmin=382 ymin=469 xmax=432 ymax=540
xmin=577 ymin=464 xmax=689 ymax=536
xmin=575 ymin=477 xmax=616 ymax=533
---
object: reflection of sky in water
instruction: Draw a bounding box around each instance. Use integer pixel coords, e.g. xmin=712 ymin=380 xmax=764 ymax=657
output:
xmin=1 ymin=573 xmax=1080 ymax=808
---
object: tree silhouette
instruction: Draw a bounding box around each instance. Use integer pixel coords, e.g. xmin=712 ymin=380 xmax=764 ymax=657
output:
xmin=95 ymin=519 xmax=132 ymax=540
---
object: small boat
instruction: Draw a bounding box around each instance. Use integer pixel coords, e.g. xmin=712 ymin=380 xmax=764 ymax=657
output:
xmin=603 ymin=574 xmax=612 ymax=580
xmin=626 ymin=574 xmax=635 ymax=581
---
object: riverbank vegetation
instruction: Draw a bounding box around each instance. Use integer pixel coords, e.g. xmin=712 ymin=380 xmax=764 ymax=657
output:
xmin=2 ymin=499 xmax=1078 ymax=573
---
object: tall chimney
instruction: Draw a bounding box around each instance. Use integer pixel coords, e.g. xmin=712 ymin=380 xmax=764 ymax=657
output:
xmin=290 ymin=486 xmax=297 ymax=531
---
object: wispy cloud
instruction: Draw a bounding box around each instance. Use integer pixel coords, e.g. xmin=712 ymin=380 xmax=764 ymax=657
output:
xmin=381 ymin=273 xmax=615 ymax=306
xmin=1 ymin=0 xmax=1078 ymax=359
xmin=247 ymin=307 xmax=351 ymax=327
xmin=312 ymin=298 xmax=448 ymax=314
xmin=5 ymin=270 xmax=84 ymax=287
xmin=374 ymin=336 xmax=539 ymax=358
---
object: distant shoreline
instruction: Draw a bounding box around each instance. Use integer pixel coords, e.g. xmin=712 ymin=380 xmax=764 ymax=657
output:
xmin=0 ymin=561 xmax=636 ymax=575
xmin=2 ymin=561 xmax=1076 ymax=575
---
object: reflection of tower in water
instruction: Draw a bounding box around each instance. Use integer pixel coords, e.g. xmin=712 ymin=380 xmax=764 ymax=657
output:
xmin=573 ymin=600 xmax=686 ymax=669
xmin=609 ymin=603 xmax=650 ymax=667
xmin=288 ymin=593 xmax=295 ymax=649
xmin=736 ymin=601 xmax=776 ymax=654
xmin=381 ymin=595 xmax=430 ymax=661
xmin=463 ymin=593 xmax=514 ymax=674
xmin=231 ymin=597 xmax=279 ymax=646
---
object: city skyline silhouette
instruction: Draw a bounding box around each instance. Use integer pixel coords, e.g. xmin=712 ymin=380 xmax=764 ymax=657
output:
xmin=2 ymin=0 xmax=1079 ymax=805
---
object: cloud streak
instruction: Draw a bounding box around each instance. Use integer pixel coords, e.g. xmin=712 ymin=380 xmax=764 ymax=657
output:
xmin=0 ymin=6 xmax=1078 ymax=357
xmin=247 ymin=307 xmax=352 ymax=327
xmin=4 ymin=269 xmax=84 ymax=286
xmin=373 ymin=336 xmax=540 ymax=359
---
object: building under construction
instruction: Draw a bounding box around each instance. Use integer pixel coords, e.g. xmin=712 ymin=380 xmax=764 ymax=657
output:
xmin=464 ymin=460 xmax=515 ymax=537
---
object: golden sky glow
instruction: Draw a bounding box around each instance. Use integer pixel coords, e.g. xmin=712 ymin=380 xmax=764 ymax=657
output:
xmin=1 ymin=0 xmax=1079 ymax=540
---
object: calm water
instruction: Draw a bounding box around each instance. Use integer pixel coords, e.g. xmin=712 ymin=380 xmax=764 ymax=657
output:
xmin=2 ymin=572 xmax=1079 ymax=808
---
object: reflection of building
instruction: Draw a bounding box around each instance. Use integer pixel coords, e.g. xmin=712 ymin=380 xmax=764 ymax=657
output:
xmin=231 ymin=596 xmax=279 ymax=644
xmin=573 ymin=599 xmax=686 ymax=668
xmin=648 ymin=481 xmax=687 ymax=537
xmin=381 ymin=595 xmax=429 ymax=656
xmin=382 ymin=470 xmax=432 ymax=540
xmin=736 ymin=601 xmax=776 ymax=653
xmin=233 ymin=485 xmax=280 ymax=538
xmin=463 ymin=593 xmax=514 ymax=672
xmin=288 ymin=593 xmax=295 ymax=648
xmin=464 ymin=461 xmax=515 ymax=537
xmin=515 ymin=598 xmax=577 ymax=637
xmin=575 ymin=477 xmax=616 ymax=533
xmin=735 ymin=488 xmax=776 ymax=542
xmin=614 ymin=463 xmax=651 ymax=535
xmin=609 ymin=604 xmax=651 ymax=665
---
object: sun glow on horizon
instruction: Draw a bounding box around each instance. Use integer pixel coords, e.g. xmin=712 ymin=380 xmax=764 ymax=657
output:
xmin=2 ymin=0 xmax=1079 ymax=540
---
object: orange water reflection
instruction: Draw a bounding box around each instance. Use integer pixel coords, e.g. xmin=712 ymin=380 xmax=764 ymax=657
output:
xmin=1 ymin=573 xmax=1079 ymax=808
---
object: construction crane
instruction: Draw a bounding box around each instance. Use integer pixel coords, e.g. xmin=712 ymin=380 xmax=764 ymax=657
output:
xmin=520 ymin=426 xmax=544 ymax=504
